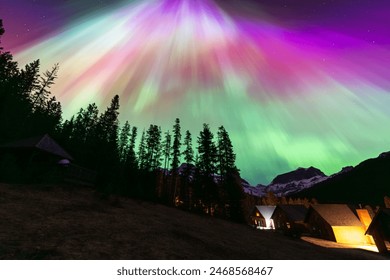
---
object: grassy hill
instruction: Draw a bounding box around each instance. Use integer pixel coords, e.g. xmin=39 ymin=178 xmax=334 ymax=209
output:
xmin=0 ymin=183 xmax=386 ymax=259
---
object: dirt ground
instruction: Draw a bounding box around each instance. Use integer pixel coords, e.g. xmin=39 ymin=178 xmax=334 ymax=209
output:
xmin=0 ymin=183 xmax=388 ymax=260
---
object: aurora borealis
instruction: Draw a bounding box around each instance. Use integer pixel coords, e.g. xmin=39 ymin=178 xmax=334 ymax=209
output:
xmin=2 ymin=0 xmax=390 ymax=184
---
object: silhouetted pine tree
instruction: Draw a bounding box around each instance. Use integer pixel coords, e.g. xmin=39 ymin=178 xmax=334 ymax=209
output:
xmin=121 ymin=125 xmax=138 ymax=197
xmin=65 ymin=103 xmax=100 ymax=167
xmin=158 ymin=130 xmax=171 ymax=201
xmin=217 ymin=126 xmax=237 ymax=180
xmin=0 ymin=60 xmax=38 ymax=140
xmin=82 ymin=103 xmax=99 ymax=142
xmin=118 ymin=121 xmax=131 ymax=163
xmin=137 ymin=130 xmax=147 ymax=170
xmin=182 ymin=130 xmax=194 ymax=209
xmin=94 ymin=95 xmax=120 ymax=190
xmin=195 ymin=124 xmax=219 ymax=214
xmin=145 ymin=124 xmax=162 ymax=171
xmin=133 ymin=125 xmax=162 ymax=200
xmin=0 ymin=20 xmax=20 ymax=142
xmin=81 ymin=104 xmax=99 ymax=153
xmin=60 ymin=117 xmax=75 ymax=140
xmin=183 ymin=130 xmax=194 ymax=166
xmin=0 ymin=21 xmax=62 ymax=142
xmin=26 ymin=64 xmax=62 ymax=136
xmin=171 ymin=118 xmax=181 ymax=171
xmin=197 ymin=124 xmax=217 ymax=176
xmin=29 ymin=63 xmax=58 ymax=110
xmin=0 ymin=26 xmax=35 ymax=142
xmin=126 ymin=126 xmax=138 ymax=170
xmin=44 ymin=96 xmax=62 ymax=130
xmin=20 ymin=60 xmax=40 ymax=100
xmin=169 ymin=118 xmax=182 ymax=205
xmin=162 ymin=130 xmax=172 ymax=171
xmin=97 ymin=95 xmax=120 ymax=145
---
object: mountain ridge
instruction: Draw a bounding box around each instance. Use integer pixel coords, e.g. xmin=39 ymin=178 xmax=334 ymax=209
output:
xmin=243 ymin=151 xmax=390 ymax=205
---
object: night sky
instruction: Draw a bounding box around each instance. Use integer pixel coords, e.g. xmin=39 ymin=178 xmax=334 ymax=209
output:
xmin=1 ymin=0 xmax=390 ymax=184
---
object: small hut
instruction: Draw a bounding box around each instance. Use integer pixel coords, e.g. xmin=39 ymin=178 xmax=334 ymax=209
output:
xmin=366 ymin=208 xmax=390 ymax=253
xmin=305 ymin=204 xmax=372 ymax=244
xmin=271 ymin=205 xmax=308 ymax=236
xmin=251 ymin=206 xmax=276 ymax=229
xmin=0 ymin=134 xmax=73 ymax=181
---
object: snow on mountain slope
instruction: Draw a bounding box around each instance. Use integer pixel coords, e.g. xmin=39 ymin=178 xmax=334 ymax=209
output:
xmin=242 ymin=179 xmax=267 ymax=197
xmin=266 ymin=174 xmax=328 ymax=196
xmin=243 ymin=167 xmax=330 ymax=197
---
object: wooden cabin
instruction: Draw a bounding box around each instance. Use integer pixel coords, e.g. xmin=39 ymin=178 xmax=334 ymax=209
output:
xmin=0 ymin=134 xmax=95 ymax=185
xmin=305 ymin=204 xmax=373 ymax=245
xmin=356 ymin=208 xmax=373 ymax=229
xmin=0 ymin=134 xmax=73 ymax=182
xmin=366 ymin=208 xmax=390 ymax=253
xmin=271 ymin=205 xmax=308 ymax=236
xmin=251 ymin=206 xmax=276 ymax=229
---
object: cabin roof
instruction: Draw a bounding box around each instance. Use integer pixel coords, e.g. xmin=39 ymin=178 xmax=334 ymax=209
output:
xmin=274 ymin=205 xmax=308 ymax=222
xmin=0 ymin=134 xmax=73 ymax=160
xmin=366 ymin=208 xmax=390 ymax=235
xmin=255 ymin=206 xmax=276 ymax=220
xmin=310 ymin=204 xmax=362 ymax=227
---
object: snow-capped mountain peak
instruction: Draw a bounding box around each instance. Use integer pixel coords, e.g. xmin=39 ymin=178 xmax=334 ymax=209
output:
xmin=242 ymin=166 xmax=329 ymax=197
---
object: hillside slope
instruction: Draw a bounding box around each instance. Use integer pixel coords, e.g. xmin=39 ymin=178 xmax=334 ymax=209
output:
xmin=0 ymin=183 xmax=385 ymax=259
xmin=294 ymin=152 xmax=390 ymax=205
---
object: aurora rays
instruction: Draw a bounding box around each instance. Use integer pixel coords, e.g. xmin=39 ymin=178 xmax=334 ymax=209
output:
xmin=2 ymin=0 xmax=390 ymax=184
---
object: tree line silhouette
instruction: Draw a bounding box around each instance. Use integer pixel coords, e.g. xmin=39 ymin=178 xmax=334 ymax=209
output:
xmin=0 ymin=20 xmax=245 ymax=222
xmin=0 ymin=21 xmax=62 ymax=143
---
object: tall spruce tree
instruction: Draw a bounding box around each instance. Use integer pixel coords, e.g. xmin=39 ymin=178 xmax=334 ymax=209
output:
xmin=12 ymin=60 xmax=40 ymax=137
xmin=20 ymin=60 xmax=40 ymax=100
xmin=30 ymin=63 xmax=59 ymax=111
xmin=60 ymin=117 xmax=75 ymax=142
xmin=162 ymin=130 xmax=172 ymax=171
xmin=82 ymin=103 xmax=99 ymax=143
xmin=97 ymin=95 xmax=120 ymax=146
xmin=44 ymin=96 xmax=62 ymax=130
xmin=197 ymin=123 xmax=217 ymax=176
xmin=137 ymin=130 xmax=147 ymax=170
xmin=145 ymin=124 xmax=162 ymax=170
xmin=216 ymin=126 xmax=243 ymax=221
xmin=0 ymin=33 xmax=62 ymax=141
xmin=24 ymin=62 xmax=62 ymax=137
xmin=171 ymin=118 xmax=181 ymax=171
xmin=183 ymin=130 xmax=194 ymax=166
xmin=72 ymin=108 xmax=86 ymax=144
xmin=72 ymin=103 xmax=99 ymax=144
xmin=118 ymin=121 xmax=131 ymax=163
xmin=126 ymin=126 xmax=138 ymax=170
xmin=66 ymin=103 xmax=99 ymax=167
xmin=182 ymin=130 xmax=194 ymax=209
xmin=195 ymin=124 xmax=219 ymax=214
xmin=22 ymin=63 xmax=61 ymax=137
xmin=217 ymin=126 xmax=237 ymax=178
xmin=94 ymin=95 xmax=120 ymax=188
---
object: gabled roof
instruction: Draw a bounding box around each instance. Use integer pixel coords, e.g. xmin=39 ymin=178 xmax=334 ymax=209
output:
xmin=273 ymin=205 xmax=308 ymax=222
xmin=0 ymin=134 xmax=73 ymax=160
xmin=309 ymin=204 xmax=363 ymax=227
xmin=255 ymin=206 xmax=276 ymax=220
xmin=366 ymin=208 xmax=390 ymax=235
